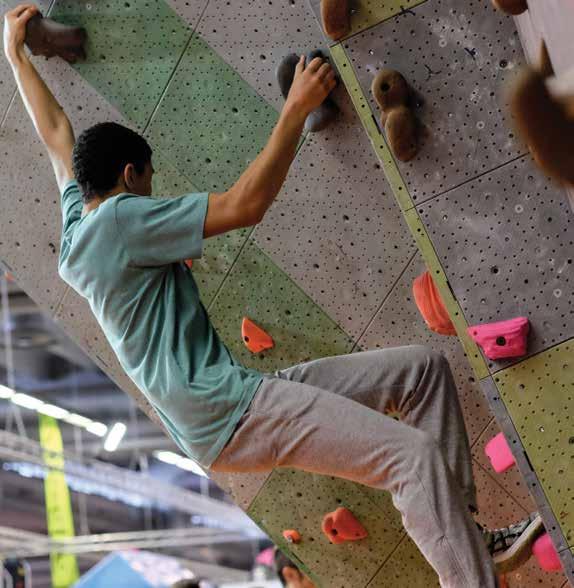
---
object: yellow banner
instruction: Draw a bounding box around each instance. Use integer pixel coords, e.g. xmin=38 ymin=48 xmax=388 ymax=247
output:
xmin=38 ymin=414 xmax=80 ymax=587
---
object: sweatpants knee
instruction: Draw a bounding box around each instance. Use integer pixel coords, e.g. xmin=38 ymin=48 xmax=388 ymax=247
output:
xmin=410 ymin=430 xmax=443 ymax=466
xmin=408 ymin=345 xmax=450 ymax=374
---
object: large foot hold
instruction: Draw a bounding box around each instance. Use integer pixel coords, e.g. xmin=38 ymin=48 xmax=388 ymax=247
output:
xmin=467 ymin=317 xmax=529 ymax=360
xmin=321 ymin=0 xmax=351 ymax=41
xmin=25 ymin=13 xmax=87 ymax=63
xmin=322 ymin=508 xmax=368 ymax=544
xmin=371 ymin=69 xmax=420 ymax=162
xmin=491 ymin=0 xmax=528 ymax=15
xmin=412 ymin=271 xmax=456 ymax=336
xmin=276 ymin=51 xmax=338 ymax=133
xmin=510 ymin=67 xmax=574 ymax=185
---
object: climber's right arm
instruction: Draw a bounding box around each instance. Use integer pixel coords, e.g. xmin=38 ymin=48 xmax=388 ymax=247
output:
xmin=203 ymin=55 xmax=336 ymax=239
xmin=4 ymin=4 xmax=74 ymax=192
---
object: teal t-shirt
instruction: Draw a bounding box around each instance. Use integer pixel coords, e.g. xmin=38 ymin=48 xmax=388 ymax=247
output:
xmin=58 ymin=181 xmax=263 ymax=468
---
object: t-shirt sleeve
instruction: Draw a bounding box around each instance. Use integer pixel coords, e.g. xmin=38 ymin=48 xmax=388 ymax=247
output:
xmin=115 ymin=193 xmax=209 ymax=267
xmin=61 ymin=180 xmax=83 ymax=232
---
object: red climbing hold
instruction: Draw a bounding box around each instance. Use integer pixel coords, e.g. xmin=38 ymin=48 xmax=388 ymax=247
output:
xmin=485 ymin=432 xmax=516 ymax=474
xmin=241 ymin=318 xmax=274 ymax=354
xmin=184 ymin=259 xmax=194 ymax=269
xmin=533 ymin=533 xmax=562 ymax=571
xmin=322 ymin=507 xmax=368 ymax=545
xmin=282 ymin=529 xmax=302 ymax=544
xmin=412 ymin=272 xmax=456 ymax=336
xmin=467 ymin=317 xmax=529 ymax=360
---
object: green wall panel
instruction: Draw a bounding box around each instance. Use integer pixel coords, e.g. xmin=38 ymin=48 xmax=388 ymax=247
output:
xmin=52 ymin=0 xmax=192 ymax=129
xmin=247 ymin=468 xmax=407 ymax=588
xmin=209 ymin=240 xmax=354 ymax=373
xmin=494 ymin=340 xmax=574 ymax=548
xmin=146 ymin=35 xmax=279 ymax=193
xmin=368 ymin=534 xmax=439 ymax=587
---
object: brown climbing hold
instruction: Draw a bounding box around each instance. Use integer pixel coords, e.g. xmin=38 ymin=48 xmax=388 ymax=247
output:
xmin=509 ymin=67 xmax=574 ymax=185
xmin=371 ymin=69 xmax=409 ymax=116
xmin=321 ymin=0 xmax=351 ymax=41
xmin=25 ymin=13 xmax=87 ymax=64
xmin=385 ymin=106 xmax=419 ymax=163
xmin=538 ymin=41 xmax=554 ymax=79
xmin=282 ymin=529 xmax=302 ymax=544
xmin=371 ymin=69 xmax=420 ymax=162
xmin=241 ymin=317 xmax=274 ymax=354
xmin=491 ymin=0 xmax=528 ymax=15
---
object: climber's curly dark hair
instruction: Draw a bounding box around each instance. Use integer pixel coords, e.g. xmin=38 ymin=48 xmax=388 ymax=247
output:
xmin=72 ymin=122 xmax=152 ymax=203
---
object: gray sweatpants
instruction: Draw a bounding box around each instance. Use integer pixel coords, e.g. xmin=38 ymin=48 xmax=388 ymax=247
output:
xmin=211 ymin=346 xmax=497 ymax=587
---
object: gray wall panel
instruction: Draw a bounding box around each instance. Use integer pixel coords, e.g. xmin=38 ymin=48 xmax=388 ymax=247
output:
xmin=254 ymin=100 xmax=417 ymax=339
xmin=196 ymin=0 xmax=324 ymax=110
xmin=417 ymin=156 xmax=573 ymax=372
xmin=344 ymin=0 xmax=525 ymax=203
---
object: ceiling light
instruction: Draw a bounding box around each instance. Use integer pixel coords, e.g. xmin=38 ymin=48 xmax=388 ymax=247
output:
xmin=37 ymin=404 xmax=70 ymax=419
xmin=154 ymin=450 xmax=180 ymax=465
xmin=63 ymin=413 xmax=93 ymax=428
xmin=0 ymin=385 xmax=14 ymax=399
xmin=154 ymin=450 xmax=207 ymax=478
xmin=11 ymin=393 xmax=44 ymax=410
xmin=178 ymin=458 xmax=208 ymax=478
xmin=103 ymin=423 xmax=127 ymax=452
xmin=85 ymin=422 xmax=108 ymax=437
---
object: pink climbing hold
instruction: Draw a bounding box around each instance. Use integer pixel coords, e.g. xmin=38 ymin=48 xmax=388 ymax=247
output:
xmin=485 ymin=432 xmax=516 ymax=473
xmin=322 ymin=507 xmax=368 ymax=545
xmin=532 ymin=533 xmax=562 ymax=572
xmin=467 ymin=317 xmax=530 ymax=360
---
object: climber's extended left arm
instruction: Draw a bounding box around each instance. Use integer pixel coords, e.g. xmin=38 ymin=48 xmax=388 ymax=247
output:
xmin=4 ymin=3 xmax=74 ymax=192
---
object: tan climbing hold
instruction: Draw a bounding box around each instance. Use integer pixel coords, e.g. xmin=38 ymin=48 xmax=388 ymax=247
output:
xmin=509 ymin=67 xmax=574 ymax=185
xmin=321 ymin=0 xmax=351 ymax=41
xmin=491 ymin=0 xmax=528 ymax=15
xmin=371 ymin=69 xmax=420 ymax=162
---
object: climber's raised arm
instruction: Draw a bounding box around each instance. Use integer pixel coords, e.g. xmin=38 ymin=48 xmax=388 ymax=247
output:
xmin=203 ymin=56 xmax=336 ymax=239
xmin=4 ymin=3 xmax=74 ymax=192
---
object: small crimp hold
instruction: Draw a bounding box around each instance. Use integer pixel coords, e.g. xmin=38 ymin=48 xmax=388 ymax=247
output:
xmin=485 ymin=432 xmax=516 ymax=474
xmin=241 ymin=317 xmax=274 ymax=354
xmin=282 ymin=529 xmax=302 ymax=544
xmin=533 ymin=534 xmax=562 ymax=572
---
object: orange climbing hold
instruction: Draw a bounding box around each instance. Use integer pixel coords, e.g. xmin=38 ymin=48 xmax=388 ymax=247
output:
xmin=241 ymin=317 xmax=274 ymax=354
xmin=322 ymin=507 xmax=368 ymax=545
xmin=282 ymin=529 xmax=302 ymax=544
xmin=412 ymin=271 xmax=456 ymax=336
xmin=184 ymin=259 xmax=193 ymax=269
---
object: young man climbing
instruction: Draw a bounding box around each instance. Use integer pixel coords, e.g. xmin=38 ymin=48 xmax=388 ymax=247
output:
xmin=4 ymin=5 xmax=544 ymax=587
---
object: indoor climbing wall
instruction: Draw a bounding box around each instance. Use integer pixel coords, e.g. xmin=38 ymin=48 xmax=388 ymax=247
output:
xmin=0 ymin=0 xmax=571 ymax=587
xmin=311 ymin=0 xmax=573 ymax=584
